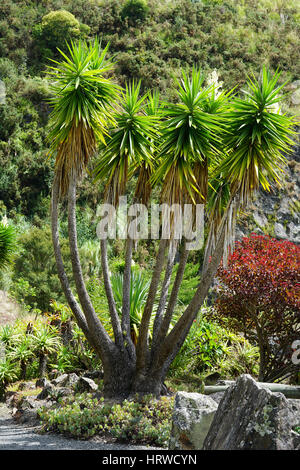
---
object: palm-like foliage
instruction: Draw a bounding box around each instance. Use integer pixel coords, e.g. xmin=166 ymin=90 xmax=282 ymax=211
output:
xmin=0 ymin=325 xmax=20 ymax=349
xmin=0 ymin=359 xmax=18 ymax=395
xmin=8 ymin=336 xmax=34 ymax=380
xmin=133 ymin=90 xmax=162 ymax=206
xmin=93 ymin=81 xmax=158 ymax=207
xmin=0 ymin=223 xmax=16 ymax=270
xmin=218 ymin=67 xmax=296 ymax=207
xmin=204 ymin=68 xmax=296 ymax=267
xmin=48 ymin=39 xmax=120 ymax=197
xmin=32 ymin=325 xmax=60 ymax=355
xmin=153 ymin=69 xmax=224 ymax=206
xmin=32 ymin=325 xmax=60 ymax=377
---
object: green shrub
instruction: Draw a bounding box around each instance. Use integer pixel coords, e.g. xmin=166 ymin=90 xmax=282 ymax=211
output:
xmin=34 ymin=10 xmax=81 ymax=52
xmin=168 ymin=310 xmax=259 ymax=380
xmin=38 ymin=393 xmax=173 ymax=447
xmin=0 ymin=222 xmax=16 ymax=270
xmin=121 ymin=0 xmax=149 ymax=25
xmin=11 ymin=225 xmax=71 ymax=311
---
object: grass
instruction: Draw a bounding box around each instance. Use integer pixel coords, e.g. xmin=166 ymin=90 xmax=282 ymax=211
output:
xmin=165 ymin=373 xmax=205 ymax=394
xmin=6 ymin=380 xmax=42 ymax=398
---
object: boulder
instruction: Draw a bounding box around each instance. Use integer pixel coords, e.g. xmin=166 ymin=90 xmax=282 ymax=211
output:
xmin=36 ymin=384 xmax=55 ymax=400
xmin=51 ymin=374 xmax=69 ymax=387
xmin=82 ymin=370 xmax=104 ymax=380
xmin=66 ymin=372 xmax=80 ymax=386
xmin=75 ymin=377 xmax=98 ymax=393
xmin=36 ymin=378 xmax=51 ymax=389
xmin=203 ymin=374 xmax=300 ymax=450
xmin=168 ymin=391 xmax=218 ymax=450
xmin=51 ymin=372 xmax=80 ymax=388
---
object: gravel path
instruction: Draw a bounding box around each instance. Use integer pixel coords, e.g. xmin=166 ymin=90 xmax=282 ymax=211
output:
xmin=0 ymin=404 xmax=163 ymax=451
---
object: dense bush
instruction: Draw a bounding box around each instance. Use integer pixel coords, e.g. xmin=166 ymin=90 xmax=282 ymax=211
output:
xmin=215 ymin=234 xmax=300 ymax=382
xmin=11 ymin=226 xmax=72 ymax=311
xmin=33 ymin=10 xmax=90 ymax=60
xmin=121 ymin=0 xmax=149 ymax=25
xmin=38 ymin=392 xmax=173 ymax=447
xmin=0 ymin=222 xmax=16 ymax=269
xmin=168 ymin=310 xmax=259 ymax=379
xmin=0 ymin=313 xmax=100 ymax=392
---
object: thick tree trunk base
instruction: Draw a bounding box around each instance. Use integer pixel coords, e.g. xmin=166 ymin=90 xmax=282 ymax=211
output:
xmin=102 ymin=356 xmax=165 ymax=399
xmin=130 ymin=371 xmax=164 ymax=398
xmin=102 ymin=352 xmax=136 ymax=399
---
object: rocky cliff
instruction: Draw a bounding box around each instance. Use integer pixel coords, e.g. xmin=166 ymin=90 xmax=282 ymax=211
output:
xmin=237 ymin=131 xmax=300 ymax=244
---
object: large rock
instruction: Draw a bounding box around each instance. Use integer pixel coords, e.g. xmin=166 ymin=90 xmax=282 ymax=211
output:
xmin=36 ymin=384 xmax=55 ymax=400
xmin=51 ymin=374 xmax=69 ymax=387
xmin=168 ymin=391 xmax=218 ymax=450
xmin=51 ymin=373 xmax=79 ymax=388
xmin=203 ymin=374 xmax=300 ymax=450
xmin=75 ymin=377 xmax=98 ymax=393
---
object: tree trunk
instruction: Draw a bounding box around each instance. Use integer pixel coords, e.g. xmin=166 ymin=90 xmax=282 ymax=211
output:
xmin=38 ymin=354 xmax=48 ymax=378
xmin=135 ymin=238 xmax=167 ymax=373
xmin=102 ymin=349 xmax=136 ymax=398
xmin=61 ymin=320 xmax=73 ymax=346
xmin=151 ymin=241 xmax=189 ymax=356
xmin=67 ymin=177 xmax=113 ymax=359
xmin=152 ymin=241 xmax=177 ymax=344
xmin=100 ymin=238 xmax=124 ymax=348
xmin=121 ymin=237 xmax=135 ymax=359
xmin=20 ymin=360 xmax=27 ymax=381
xmin=51 ymin=175 xmax=98 ymax=351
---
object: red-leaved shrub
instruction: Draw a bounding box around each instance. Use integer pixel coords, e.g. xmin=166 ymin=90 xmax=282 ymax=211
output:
xmin=215 ymin=234 xmax=300 ymax=382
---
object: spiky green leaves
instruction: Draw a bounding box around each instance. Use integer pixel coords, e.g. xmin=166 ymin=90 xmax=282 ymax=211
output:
xmin=153 ymin=68 xmax=225 ymax=206
xmin=93 ymin=81 xmax=159 ymax=206
xmin=47 ymin=39 xmax=120 ymax=197
xmin=218 ymin=67 xmax=296 ymax=205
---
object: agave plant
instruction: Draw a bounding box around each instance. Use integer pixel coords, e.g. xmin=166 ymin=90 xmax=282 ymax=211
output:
xmin=8 ymin=336 xmax=34 ymax=380
xmin=111 ymin=270 xmax=152 ymax=345
xmin=0 ymin=359 xmax=18 ymax=399
xmin=0 ymin=325 xmax=20 ymax=351
xmin=31 ymin=325 xmax=60 ymax=378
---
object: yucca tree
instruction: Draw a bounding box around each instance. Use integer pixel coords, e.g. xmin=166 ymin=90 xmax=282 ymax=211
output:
xmin=48 ymin=39 xmax=124 ymax=391
xmin=93 ymin=81 xmax=158 ymax=361
xmin=49 ymin=40 xmax=296 ymax=398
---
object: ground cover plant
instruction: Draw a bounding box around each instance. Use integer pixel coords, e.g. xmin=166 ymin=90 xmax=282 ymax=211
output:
xmin=37 ymin=392 xmax=173 ymax=447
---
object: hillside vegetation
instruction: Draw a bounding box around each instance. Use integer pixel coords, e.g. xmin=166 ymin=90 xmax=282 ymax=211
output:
xmin=0 ymin=0 xmax=299 ymax=217
xmin=0 ymin=0 xmax=299 ymax=311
